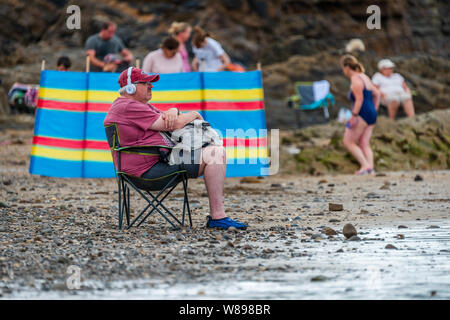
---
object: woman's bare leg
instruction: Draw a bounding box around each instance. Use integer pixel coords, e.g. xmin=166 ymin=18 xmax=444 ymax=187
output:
xmin=198 ymin=146 xmax=227 ymax=219
xmin=402 ymin=98 xmax=415 ymax=117
xmin=359 ymin=124 xmax=375 ymax=169
xmin=387 ymin=101 xmax=400 ymax=120
xmin=343 ymin=117 xmax=371 ymax=173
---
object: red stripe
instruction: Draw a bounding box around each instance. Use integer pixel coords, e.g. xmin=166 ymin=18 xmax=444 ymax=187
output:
xmin=37 ymin=99 xmax=86 ymax=112
xmin=204 ymin=101 xmax=264 ymax=110
xmin=223 ymin=137 xmax=267 ymax=147
xmin=38 ymin=100 xmax=264 ymax=112
xmin=33 ymin=136 xmax=110 ymax=150
xmin=32 ymin=136 xmax=266 ymax=150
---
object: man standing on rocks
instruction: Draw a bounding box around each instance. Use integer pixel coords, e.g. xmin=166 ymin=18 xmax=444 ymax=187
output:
xmin=103 ymin=67 xmax=247 ymax=230
xmin=85 ymin=21 xmax=133 ymax=73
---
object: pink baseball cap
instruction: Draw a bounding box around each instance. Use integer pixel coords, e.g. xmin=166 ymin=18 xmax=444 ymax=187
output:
xmin=118 ymin=67 xmax=159 ymax=88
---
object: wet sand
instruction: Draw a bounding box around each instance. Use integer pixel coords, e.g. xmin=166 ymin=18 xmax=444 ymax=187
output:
xmin=0 ymin=127 xmax=449 ymax=299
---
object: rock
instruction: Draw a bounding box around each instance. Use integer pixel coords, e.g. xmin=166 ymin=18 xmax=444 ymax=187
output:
xmin=343 ymin=223 xmax=357 ymax=239
xmin=336 ymin=248 xmax=344 ymax=253
xmin=380 ymin=182 xmax=390 ymax=190
xmin=311 ymin=233 xmax=326 ymax=240
xmin=395 ymin=234 xmax=405 ymax=239
xmin=414 ymin=175 xmax=423 ymax=181
xmin=329 ymin=203 xmax=343 ymax=211
xmin=348 ymin=235 xmax=361 ymax=241
xmin=398 ymin=225 xmax=408 ymax=229
xmin=385 ymin=244 xmax=398 ymax=250
xmin=321 ymin=227 xmax=338 ymax=236
xmin=240 ymin=177 xmax=262 ymax=184
xmin=0 ymin=202 xmax=10 ymax=208
xmin=311 ymin=275 xmax=329 ymax=282
xmin=329 ymin=219 xmax=340 ymax=223
xmin=271 ymin=183 xmax=282 ymax=188
xmin=427 ymin=225 xmax=440 ymax=229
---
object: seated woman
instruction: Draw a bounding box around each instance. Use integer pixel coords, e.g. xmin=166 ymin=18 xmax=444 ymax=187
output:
xmin=372 ymin=59 xmax=415 ymax=120
xmin=191 ymin=26 xmax=231 ymax=72
xmin=103 ymin=67 xmax=247 ymax=230
xmin=142 ymin=37 xmax=184 ymax=74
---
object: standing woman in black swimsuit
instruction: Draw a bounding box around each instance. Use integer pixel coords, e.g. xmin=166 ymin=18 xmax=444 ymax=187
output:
xmin=341 ymin=55 xmax=381 ymax=175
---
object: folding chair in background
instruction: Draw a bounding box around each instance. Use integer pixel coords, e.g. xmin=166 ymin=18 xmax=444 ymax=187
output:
xmin=286 ymin=80 xmax=335 ymax=128
xmin=104 ymin=123 xmax=192 ymax=230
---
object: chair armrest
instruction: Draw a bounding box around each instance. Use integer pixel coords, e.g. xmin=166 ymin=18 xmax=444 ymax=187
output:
xmin=115 ymin=145 xmax=172 ymax=155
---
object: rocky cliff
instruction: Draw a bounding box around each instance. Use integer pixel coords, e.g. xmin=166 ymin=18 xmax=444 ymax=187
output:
xmin=0 ymin=0 xmax=449 ymax=127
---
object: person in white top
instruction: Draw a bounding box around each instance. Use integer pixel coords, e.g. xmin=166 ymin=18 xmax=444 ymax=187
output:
xmin=142 ymin=37 xmax=184 ymax=74
xmin=372 ymin=59 xmax=415 ymax=120
xmin=191 ymin=26 xmax=231 ymax=72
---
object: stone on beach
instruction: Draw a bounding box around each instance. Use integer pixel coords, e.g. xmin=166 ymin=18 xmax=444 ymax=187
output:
xmin=343 ymin=224 xmax=357 ymax=239
xmin=329 ymin=203 xmax=343 ymax=211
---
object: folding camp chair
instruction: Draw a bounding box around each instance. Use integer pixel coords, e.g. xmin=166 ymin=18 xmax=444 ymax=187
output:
xmin=104 ymin=124 xmax=192 ymax=230
xmin=286 ymin=80 xmax=335 ymax=128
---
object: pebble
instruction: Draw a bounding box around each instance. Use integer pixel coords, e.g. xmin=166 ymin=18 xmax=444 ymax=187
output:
xmin=321 ymin=227 xmax=338 ymax=236
xmin=398 ymin=225 xmax=408 ymax=229
xmin=329 ymin=203 xmax=343 ymax=211
xmin=329 ymin=219 xmax=340 ymax=223
xmin=385 ymin=244 xmax=398 ymax=250
xmin=311 ymin=275 xmax=329 ymax=282
xmin=347 ymin=235 xmax=361 ymax=241
xmin=343 ymin=224 xmax=357 ymax=239
xmin=414 ymin=175 xmax=424 ymax=181
xmin=0 ymin=202 xmax=10 ymax=208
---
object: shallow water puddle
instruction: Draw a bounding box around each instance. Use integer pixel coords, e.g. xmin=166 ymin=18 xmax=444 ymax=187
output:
xmin=5 ymin=219 xmax=450 ymax=299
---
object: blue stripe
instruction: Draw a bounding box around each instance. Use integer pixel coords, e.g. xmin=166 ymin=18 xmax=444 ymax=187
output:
xmin=83 ymin=161 xmax=115 ymax=178
xmin=40 ymin=70 xmax=88 ymax=90
xmin=153 ymin=73 xmax=202 ymax=91
xmin=34 ymin=109 xmax=86 ymax=140
xmin=29 ymin=156 xmax=82 ymax=178
xmin=226 ymin=163 xmax=269 ymax=177
xmin=203 ymin=71 xmax=262 ymax=89
xmin=203 ymin=110 xmax=267 ymax=133
xmin=88 ymin=72 xmax=121 ymax=91
xmin=85 ymin=112 xmax=108 ymax=141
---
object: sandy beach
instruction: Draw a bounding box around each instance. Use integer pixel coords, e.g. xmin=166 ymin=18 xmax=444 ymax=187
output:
xmin=1 ymin=125 xmax=449 ymax=298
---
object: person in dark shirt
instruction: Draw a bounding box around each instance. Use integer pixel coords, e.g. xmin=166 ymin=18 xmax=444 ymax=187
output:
xmin=85 ymin=21 xmax=133 ymax=72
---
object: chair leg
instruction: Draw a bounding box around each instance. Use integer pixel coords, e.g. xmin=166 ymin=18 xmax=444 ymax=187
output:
xmin=118 ymin=176 xmax=123 ymax=230
xmin=126 ymin=186 xmax=130 ymax=227
xmin=182 ymin=174 xmax=192 ymax=227
xmin=122 ymin=182 xmax=130 ymax=228
xmin=125 ymin=174 xmax=181 ymax=229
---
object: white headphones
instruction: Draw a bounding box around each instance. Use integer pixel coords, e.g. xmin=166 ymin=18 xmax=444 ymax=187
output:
xmin=119 ymin=67 xmax=136 ymax=95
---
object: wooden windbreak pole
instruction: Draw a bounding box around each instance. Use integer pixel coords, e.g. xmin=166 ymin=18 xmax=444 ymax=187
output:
xmin=257 ymin=62 xmax=261 ymax=71
xmin=136 ymin=59 xmax=141 ymax=69
xmin=41 ymin=60 xmax=46 ymax=71
xmin=86 ymin=55 xmax=90 ymax=73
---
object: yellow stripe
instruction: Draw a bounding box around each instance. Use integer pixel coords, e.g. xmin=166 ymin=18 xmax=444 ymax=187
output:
xmin=31 ymin=146 xmax=112 ymax=162
xmin=225 ymin=147 xmax=268 ymax=159
xmin=204 ymin=89 xmax=263 ymax=101
xmin=39 ymin=88 xmax=263 ymax=104
xmin=32 ymin=145 xmax=267 ymax=162
xmin=38 ymin=88 xmax=87 ymax=102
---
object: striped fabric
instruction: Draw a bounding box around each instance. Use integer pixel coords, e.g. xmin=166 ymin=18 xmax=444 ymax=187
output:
xmin=30 ymin=70 xmax=269 ymax=178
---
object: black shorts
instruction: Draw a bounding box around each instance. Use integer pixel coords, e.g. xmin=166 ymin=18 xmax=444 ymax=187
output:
xmin=138 ymin=161 xmax=200 ymax=190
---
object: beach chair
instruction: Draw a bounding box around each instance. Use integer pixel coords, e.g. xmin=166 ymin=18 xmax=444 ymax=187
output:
xmin=104 ymin=124 xmax=192 ymax=230
xmin=287 ymin=80 xmax=335 ymax=127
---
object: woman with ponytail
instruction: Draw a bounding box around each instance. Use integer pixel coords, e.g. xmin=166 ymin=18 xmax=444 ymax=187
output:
xmin=168 ymin=22 xmax=192 ymax=72
xmin=340 ymin=54 xmax=381 ymax=175
xmin=191 ymin=26 xmax=231 ymax=72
